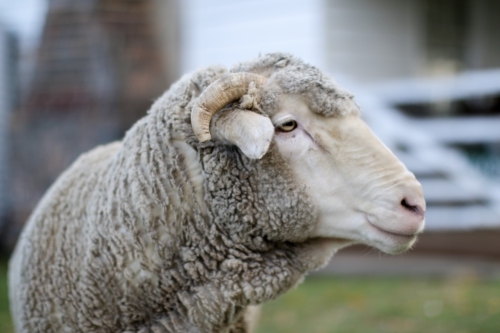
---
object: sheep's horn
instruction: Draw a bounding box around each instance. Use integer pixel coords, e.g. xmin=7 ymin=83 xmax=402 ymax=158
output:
xmin=191 ymin=73 xmax=267 ymax=142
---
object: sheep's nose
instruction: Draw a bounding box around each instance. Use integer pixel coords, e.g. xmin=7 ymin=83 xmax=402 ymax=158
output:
xmin=401 ymin=196 xmax=425 ymax=218
xmin=397 ymin=184 xmax=426 ymax=234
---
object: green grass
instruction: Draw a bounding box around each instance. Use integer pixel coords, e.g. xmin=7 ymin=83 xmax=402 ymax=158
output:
xmin=0 ymin=260 xmax=14 ymax=333
xmin=1 ymin=260 xmax=499 ymax=333
xmin=256 ymin=275 xmax=500 ymax=333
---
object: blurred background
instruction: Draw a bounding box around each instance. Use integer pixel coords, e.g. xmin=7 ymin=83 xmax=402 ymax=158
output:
xmin=0 ymin=0 xmax=499 ymax=332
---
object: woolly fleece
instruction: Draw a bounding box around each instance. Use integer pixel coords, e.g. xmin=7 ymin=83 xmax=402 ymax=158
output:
xmin=9 ymin=53 xmax=356 ymax=333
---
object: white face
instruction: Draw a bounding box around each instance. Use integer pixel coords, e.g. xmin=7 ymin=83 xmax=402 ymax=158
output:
xmin=271 ymin=95 xmax=426 ymax=254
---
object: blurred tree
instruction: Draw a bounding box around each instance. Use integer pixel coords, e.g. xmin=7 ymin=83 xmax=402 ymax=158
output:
xmin=5 ymin=0 xmax=175 ymax=253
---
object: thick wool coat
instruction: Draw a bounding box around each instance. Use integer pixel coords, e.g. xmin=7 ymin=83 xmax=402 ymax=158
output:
xmin=9 ymin=53 xmax=354 ymax=333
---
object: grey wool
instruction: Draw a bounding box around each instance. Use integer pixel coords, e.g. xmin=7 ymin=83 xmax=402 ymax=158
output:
xmin=9 ymin=53 xmax=355 ymax=333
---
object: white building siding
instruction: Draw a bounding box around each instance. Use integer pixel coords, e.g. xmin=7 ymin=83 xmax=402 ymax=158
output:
xmin=179 ymin=0 xmax=325 ymax=74
xmin=325 ymin=0 xmax=424 ymax=83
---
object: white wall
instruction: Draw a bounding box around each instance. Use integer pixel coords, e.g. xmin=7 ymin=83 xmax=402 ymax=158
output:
xmin=179 ymin=0 xmax=427 ymax=83
xmin=325 ymin=0 xmax=424 ymax=83
xmin=179 ymin=0 xmax=325 ymax=74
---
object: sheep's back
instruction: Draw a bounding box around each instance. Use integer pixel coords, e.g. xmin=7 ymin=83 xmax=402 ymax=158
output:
xmin=9 ymin=141 xmax=121 ymax=333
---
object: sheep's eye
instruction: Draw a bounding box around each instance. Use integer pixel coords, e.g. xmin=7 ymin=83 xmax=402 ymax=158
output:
xmin=277 ymin=120 xmax=297 ymax=132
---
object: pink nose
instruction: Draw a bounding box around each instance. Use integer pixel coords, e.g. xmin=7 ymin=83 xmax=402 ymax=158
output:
xmin=401 ymin=196 xmax=425 ymax=218
xmin=398 ymin=189 xmax=426 ymax=234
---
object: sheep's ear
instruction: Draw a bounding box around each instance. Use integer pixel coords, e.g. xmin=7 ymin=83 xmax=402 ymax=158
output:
xmin=210 ymin=109 xmax=274 ymax=159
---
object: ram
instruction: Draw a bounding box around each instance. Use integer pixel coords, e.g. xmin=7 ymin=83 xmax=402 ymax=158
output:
xmin=9 ymin=53 xmax=425 ymax=333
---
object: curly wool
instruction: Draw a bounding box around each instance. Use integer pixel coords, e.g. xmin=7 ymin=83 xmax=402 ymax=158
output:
xmin=232 ymin=53 xmax=357 ymax=117
xmin=10 ymin=53 xmax=354 ymax=333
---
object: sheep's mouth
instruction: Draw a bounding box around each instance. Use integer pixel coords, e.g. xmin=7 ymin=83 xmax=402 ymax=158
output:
xmin=367 ymin=221 xmax=418 ymax=241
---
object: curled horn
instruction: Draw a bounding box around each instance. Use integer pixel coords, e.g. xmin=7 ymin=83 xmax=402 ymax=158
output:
xmin=191 ymin=73 xmax=267 ymax=142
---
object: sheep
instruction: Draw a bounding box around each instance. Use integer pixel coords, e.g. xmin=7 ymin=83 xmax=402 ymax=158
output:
xmin=9 ymin=53 xmax=425 ymax=333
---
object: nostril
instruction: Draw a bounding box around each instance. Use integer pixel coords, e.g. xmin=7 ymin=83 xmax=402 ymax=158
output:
xmin=401 ymin=198 xmax=424 ymax=217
